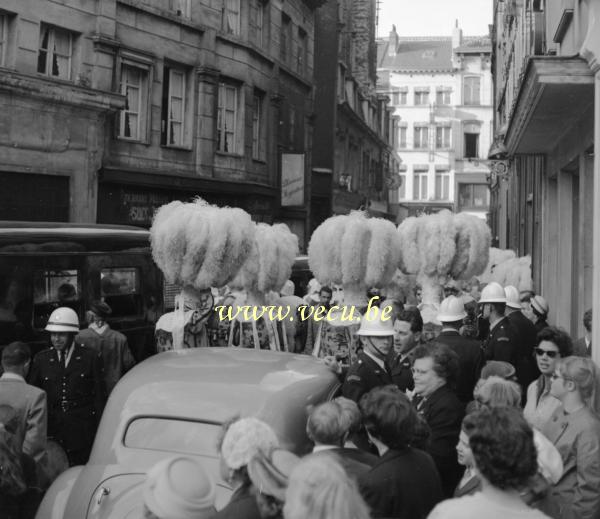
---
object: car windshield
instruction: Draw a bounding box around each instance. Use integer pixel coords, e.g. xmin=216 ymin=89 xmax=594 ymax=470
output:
xmin=124 ymin=417 xmax=221 ymax=457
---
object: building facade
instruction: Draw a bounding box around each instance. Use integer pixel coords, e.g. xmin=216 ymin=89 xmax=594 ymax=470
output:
xmin=377 ymin=24 xmax=492 ymax=220
xmin=311 ymin=0 xmax=399 ymax=233
xmin=0 ymin=0 xmax=325 ymax=250
xmin=490 ymin=0 xmax=600 ymax=346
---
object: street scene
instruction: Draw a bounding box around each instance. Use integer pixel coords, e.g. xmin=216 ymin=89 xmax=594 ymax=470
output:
xmin=0 ymin=0 xmax=599 ymax=518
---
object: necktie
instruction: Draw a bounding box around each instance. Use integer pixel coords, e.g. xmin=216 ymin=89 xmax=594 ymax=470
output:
xmin=59 ymin=350 xmax=66 ymax=370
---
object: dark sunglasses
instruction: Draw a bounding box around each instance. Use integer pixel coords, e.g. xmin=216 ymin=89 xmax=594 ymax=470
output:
xmin=534 ymin=348 xmax=558 ymax=359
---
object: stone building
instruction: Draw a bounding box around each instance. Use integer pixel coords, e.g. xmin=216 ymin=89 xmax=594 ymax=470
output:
xmin=377 ymin=23 xmax=492 ymax=220
xmin=490 ymin=0 xmax=600 ymax=345
xmin=0 ymin=0 xmax=324 ymax=250
xmin=311 ymin=0 xmax=400 ymax=231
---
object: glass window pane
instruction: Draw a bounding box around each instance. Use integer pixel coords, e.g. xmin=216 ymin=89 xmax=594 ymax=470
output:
xmin=39 ymin=27 xmax=50 ymax=50
xmin=170 ymin=98 xmax=183 ymax=120
xmin=37 ymin=50 xmax=48 ymax=74
xmin=32 ymin=270 xmax=80 ymax=329
xmin=53 ymin=31 xmax=70 ymax=55
xmin=170 ymin=71 xmax=183 ymax=94
xmin=125 ymin=418 xmax=221 ymax=457
xmin=226 ymin=87 xmax=236 ymax=109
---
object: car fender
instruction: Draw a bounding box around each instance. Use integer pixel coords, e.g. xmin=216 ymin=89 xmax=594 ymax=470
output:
xmin=35 ymin=466 xmax=83 ymax=519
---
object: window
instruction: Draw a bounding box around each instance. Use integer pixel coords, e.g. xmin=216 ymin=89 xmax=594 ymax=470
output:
xmin=391 ymin=91 xmax=399 ymax=105
xmin=217 ymin=82 xmax=239 ymax=153
xmin=223 ymin=0 xmax=241 ymax=35
xmin=436 ymin=88 xmax=451 ymax=105
xmin=280 ymin=13 xmax=291 ymax=63
xmin=398 ymin=126 xmax=407 ymax=148
xmin=413 ymin=170 xmax=429 ymax=200
xmin=33 ymin=270 xmax=80 ymax=329
xmin=101 ymin=268 xmax=141 ymax=317
xmin=399 ymin=91 xmax=407 ymax=105
xmin=436 ymin=126 xmax=451 ymax=149
xmin=464 ymin=132 xmax=479 ymax=158
xmin=252 ymin=0 xmax=268 ymax=48
xmin=399 ymin=168 xmax=407 ymax=199
xmin=414 ymin=126 xmax=429 ymax=149
xmin=288 ymin=106 xmax=296 ymax=147
xmin=297 ymin=28 xmax=307 ymax=75
xmin=0 ymin=14 xmax=8 ymax=67
xmin=458 ymin=183 xmax=489 ymax=209
xmin=118 ymin=63 xmax=149 ymax=141
xmin=171 ymin=0 xmax=190 ymax=17
xmin=463 ymin=76 xmax=481 ymax=105
xmin=252 ymin=92 xmax=264 ymax=160
xmin=125 ymin=418 xmax=221 ymax=457
xmin=414 ymin=88 xmax=429 ymax=105
xmin=37 ymin=24 xmax=73 ymax=80
xmin=435 ymin=171 xmax=450 ymax=200
xmin=161 ymin=66 xmax=187 ymax=146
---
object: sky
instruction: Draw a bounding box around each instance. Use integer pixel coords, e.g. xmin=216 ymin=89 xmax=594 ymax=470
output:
xmin=376 ymin=0 xmax=493 ymax=38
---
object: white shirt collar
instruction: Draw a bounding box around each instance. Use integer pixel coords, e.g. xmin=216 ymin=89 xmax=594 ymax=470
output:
xmin=312 ymin=445 xmax=338 ymax=453
xmin=363 ymin=349 xmax=386 ymax=370
xmin=0 ymin=372 xmax=25 ymax=382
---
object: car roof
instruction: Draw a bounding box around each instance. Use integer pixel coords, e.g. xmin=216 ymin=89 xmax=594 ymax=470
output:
xmin=91 ymin=348 xmax=339 ymax=462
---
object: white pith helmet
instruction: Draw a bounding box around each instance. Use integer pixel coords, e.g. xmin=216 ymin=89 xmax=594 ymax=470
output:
xmin=479 ymin=282 xmax=507 ymax=304
xmin=45 ymin=307 xmax=80 ymax=333
xmin=437 ymin=295 xmax=467 ymax=322
xmin=504 ymin=285 xmax=521 ymax=310
xmin=356 ymin=313 xmax=395 ymax=336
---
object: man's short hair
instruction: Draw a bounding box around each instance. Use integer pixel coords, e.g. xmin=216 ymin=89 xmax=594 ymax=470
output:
xmin=583 ymin=308 xmax=592 ymax=333
xmin=319 ymin=286 xmax=333 ymax=297
xmin=536 ymin=326 xmax=573 ymax=357
xmin=306 ymin=401 xmax=347 ymax=446
xmin=396 ymin=307 xmax=423 ymax=333
xmin=1 ymin=342 xmax=31 ymax=369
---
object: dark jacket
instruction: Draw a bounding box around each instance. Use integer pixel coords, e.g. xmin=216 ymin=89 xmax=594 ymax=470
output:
xmin=413 ymin=385 xmax=465 ymax=498
xmin=29 ymin=344 xmax=105 ymax=463
xmin=214 ymin=484 xmax=261 ymax=519
xmin=311 ymin=448 xmax=374 ymax=482
xmin=359 ymin=447 xmax=443 ymax=519
xmin=506 ymin=310 xmax=540 ymax=396
xmin=534 ymin=318 xmax=549 ymax=335
xmin=573 ymin=337 xmax=591 ymax=357
xmin=435 ymin=330 xmax=482 ymax=403
xmin=389 ymin=348 xmax=416 ymax=392
xmin=341 ymin=352 xmax=392 ymax=402
xmin=483 ymin=316 xmax=519 ymax=367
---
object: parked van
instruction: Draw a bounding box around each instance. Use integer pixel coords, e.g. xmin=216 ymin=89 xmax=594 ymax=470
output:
xmin=0 ymin=222 xmax=163 ymax=360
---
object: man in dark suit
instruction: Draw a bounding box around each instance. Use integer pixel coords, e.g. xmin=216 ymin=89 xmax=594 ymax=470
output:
xmin=29 ymin=307 xmax=106 ymax=466
xmin=412 ymin=342 xmax=465 ymax=498
xmin=0 ymin=342 xmax=47 ymax=464
xmin=342 ymin=313 xmax=394 ymax=402
xmin=573 ymin=308 xmax=592 ymax=357
xmin=435 ymin=296 xmax=482 ymax=403
xmin=504 ymin=285 xmax=539 ymax=397
xmin=388 ymin=307 xmax=423 ymax=392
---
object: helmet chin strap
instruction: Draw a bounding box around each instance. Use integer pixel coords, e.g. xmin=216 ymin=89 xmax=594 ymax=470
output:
xmin=367 ymin=337 xmax=390 ymax=359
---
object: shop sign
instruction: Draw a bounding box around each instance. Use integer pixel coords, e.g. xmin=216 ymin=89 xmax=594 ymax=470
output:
xmin=281 ymin=154 xmax=305 ymax=206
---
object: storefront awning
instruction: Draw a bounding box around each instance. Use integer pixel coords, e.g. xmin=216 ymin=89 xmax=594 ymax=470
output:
xmin=504 ymin=57 xmax=594 ymax=155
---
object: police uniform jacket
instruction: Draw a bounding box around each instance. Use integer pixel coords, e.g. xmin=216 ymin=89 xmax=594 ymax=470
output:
xmin=483 ymin=316 xmax=519 ymax=367
xmin=435 ymin=330 xmax=482 ymax=403
xmin=507 ymin=310 xmax=540 ymax=394
xmin=29 ymin=344 xmax=106 ymax=452
xmin=341 ymin=351 xmax=392 ymax=402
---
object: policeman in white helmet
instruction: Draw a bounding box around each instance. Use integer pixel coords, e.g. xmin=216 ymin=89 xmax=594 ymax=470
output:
xmin=29 ymin=307 xmax=106 ymax=466
xmin=478 ymin=282 xmax=518 ymax=367
xmin=341 ymin=311 xmax=394 ymax=402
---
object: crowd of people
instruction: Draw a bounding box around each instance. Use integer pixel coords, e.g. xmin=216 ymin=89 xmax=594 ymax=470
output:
xmin=0 ymin=275 xmax=598 ymax=519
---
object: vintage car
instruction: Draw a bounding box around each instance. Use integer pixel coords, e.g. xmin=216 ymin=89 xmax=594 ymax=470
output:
xmin=36 ymin=347 xmax=340 ymax=519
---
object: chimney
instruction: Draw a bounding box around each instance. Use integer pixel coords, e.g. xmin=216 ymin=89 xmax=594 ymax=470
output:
xmin=388 ymin=25 xmax=399 ymax=57
xmin=452 ymin=19 xmax=462 ymax=49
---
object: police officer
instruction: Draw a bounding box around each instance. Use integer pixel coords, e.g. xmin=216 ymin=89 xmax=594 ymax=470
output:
xmin=479 ymin=282 xmax=519 ymax=368
xmin=341 ymin=312 xmax=394 ymax=402
xmin=29 ymin=307 xmax=106 ymax=466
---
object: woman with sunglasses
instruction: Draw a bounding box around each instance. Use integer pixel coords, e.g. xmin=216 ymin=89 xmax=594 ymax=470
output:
xmin=540 ymin=356 xmax=600 ymax=519
xmin=523 ymin=327 xmax=573 ymax=430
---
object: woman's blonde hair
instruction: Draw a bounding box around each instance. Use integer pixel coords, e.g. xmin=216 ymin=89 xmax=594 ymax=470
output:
xmin=283 ymin=455 xmax=370 ymax=519
xmin=477 ymin=376 xmax=522 ymax=408
xmin=558 ymin=356 xmax=600 ymax=414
